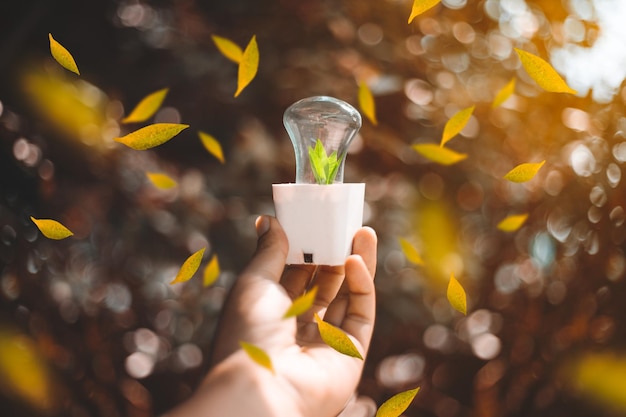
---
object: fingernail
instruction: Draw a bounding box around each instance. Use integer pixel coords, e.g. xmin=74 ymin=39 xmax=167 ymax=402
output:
xmin=255 ymin=215 xmax=270 ymax=237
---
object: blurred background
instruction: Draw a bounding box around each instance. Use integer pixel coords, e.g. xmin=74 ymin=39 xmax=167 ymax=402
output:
xmin=2 ymin=0 xmax=626 ymax=416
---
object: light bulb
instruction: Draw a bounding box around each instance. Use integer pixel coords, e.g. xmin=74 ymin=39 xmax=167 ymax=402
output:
xmin=283 ymin=96 xmax=362 ymax=184
xmin=273 ymin=96 xmax=365 ymax=266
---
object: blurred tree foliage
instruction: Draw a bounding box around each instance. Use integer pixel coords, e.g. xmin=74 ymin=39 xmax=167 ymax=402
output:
xmin=2 ymin=0 xmax=626 ymax=416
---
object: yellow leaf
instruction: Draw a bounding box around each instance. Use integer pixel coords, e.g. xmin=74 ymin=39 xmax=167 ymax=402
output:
xmin=441 ymin=105 xmax=474 ymax=147
xmin=503 ymin=160 xmax=545 ymax=183
xmin=203 ymin=254 xmax=220 ymax=287
xmin=30 ymin=217 xmax=73 ymax=240
xmin=170 ymin=247 xmax=205 ymax=284
xmin=314 ymin=313 xmax=362 ymax=360
xmin=122 ymin=88 xmax=169 ymax=124
xmin=283 ymin=286 xmax=318 ymax=319
xmin=399 ymin=238 xmax=424 ymax=265
xmin=240 ymin=341 xmax=274 ymax=373
xmin=497 ymin=213 xmax=529 ymax=232
xmin=408 ymin=0 xmax=441 ymax=24
xmin=447 ymin=273 xmax=467 ymax=315
xmin=492 ymin=78 xmax=516 ymax=108
xmin=514 ymin=49 xmax=577 ymax=94
xmin=114 ymin=123 xmax=189 ymax=150
xmin=412 ymin=143 xmax=468 ymax=165
xmin=358 ymin=82 xmax=377 ymax=125
xmin=48 ymin=33 xmax=79 ymax=75
xmin=198 ymin=131 xmax=225 ymax=163
xmin=234 ymin=35 xmax=259 ymax=98
xmin=212 ymin=35 xmax=243 ymax=64
xmin=376 ymin=387 xmax=420 ymax=417
xmin=146 ymin=172 xmax=177 ymax=189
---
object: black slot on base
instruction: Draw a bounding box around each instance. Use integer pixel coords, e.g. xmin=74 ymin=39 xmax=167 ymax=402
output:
xmin=303 ymin=253 xmax=313 ymax=264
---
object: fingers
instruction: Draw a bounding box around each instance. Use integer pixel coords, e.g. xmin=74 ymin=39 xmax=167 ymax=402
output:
xmin=240 ymin=216 xmax=289 ymax=283
xmin=280 ymin=264 xmax=316 ymax=299
xmin=351 ymin=227 xmax=377 ymax=277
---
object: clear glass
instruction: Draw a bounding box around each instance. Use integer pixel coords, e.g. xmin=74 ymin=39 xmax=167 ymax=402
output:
xmin=283 ymin=96 xmax=362 ymax=184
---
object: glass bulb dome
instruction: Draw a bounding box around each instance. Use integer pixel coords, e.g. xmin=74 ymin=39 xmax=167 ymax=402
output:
xmin=283 ymin=96 xmax=362 ymax=184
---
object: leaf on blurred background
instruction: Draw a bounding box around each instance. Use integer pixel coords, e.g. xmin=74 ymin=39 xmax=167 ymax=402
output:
xmin=48 ymin=33 xmax=79 ymax=75
xmin=198 ymin=131 xmax=225 ymax=163
xmin=122 ymin=88 xmax=169 ymax=124
xmin=283 ymin=286 xmax=318 ymax=319
xmin=447 ymin=273 xmax=467 ymax=315
xmin=408 ymin=0 xmax=441 ymax=23
xmin=358 ymin=81 xmax=377 ymax=125
xmin=441 ymin=105 xmax=474 ymax=147
xmin=399 ymin=237 xmax=424 ymax=265
xmin=234 ymin=35 xmax=259 ymax=98
xmin=503 ymin=160 xmax=545 ymax=183
xmin=568 ymin=352 xmax=626 ymax=413
xmin=240 ymin=341 xmax=274 ymax=373
xmin=170 ymin=247 xmax=205 ymax=284
xmin=203 ymin=254 xmax=220 ymax=287
xmin=492 ymin=78 xmax=516 ymax=108
xmin=30 ymin=217 xmax=73 ymax=240
xmin=497 ymin=213 xmax=529 ymax=232
xmin=114 ymin=123 xmax=189 ymax=150
xmin=314 ymin=313 xmax=363 ymax=359
xmin=514 ymin=49 xmax=577 ymax=94
xmin=376 ymin=387 xmax=420 ymax=417
xmin=146 ymin=172 xmax=177 ymax=189
xmin=412 ymin=143 xmax=468 ymax=165
xmin=212 ymin=35 xmax=243 ymax=63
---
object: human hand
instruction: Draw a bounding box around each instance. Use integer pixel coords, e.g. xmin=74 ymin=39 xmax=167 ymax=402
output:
xmin=168 ymin=215 xmax=377 ymax=417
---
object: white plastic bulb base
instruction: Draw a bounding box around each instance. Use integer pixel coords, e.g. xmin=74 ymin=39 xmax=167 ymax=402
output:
xmin=272 ymin=183 xmax=365 ymax=266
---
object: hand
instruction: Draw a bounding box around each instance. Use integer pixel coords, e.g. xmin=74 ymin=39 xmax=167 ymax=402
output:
xmin=167 ymin=215 xmax=377 ymax=417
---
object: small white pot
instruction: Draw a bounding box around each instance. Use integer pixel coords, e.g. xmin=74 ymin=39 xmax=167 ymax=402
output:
xmin=272 ymin=183 xmax=365 ymax=266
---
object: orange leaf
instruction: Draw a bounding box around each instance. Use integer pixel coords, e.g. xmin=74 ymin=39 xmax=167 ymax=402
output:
xmin=314 ymin=313 xmax=362 ymax=359
xmin=240 ymin=341 xmax=274 ymax=374
xmin=146 ymin=172 xmax=177 ymax=189
xmin=503 ymin=160 xmax=545 ymax=183
xmin=203 ymin=254 xmax=220 ymax=287
xmin=408 ymin=0 xmax=441 ymax=24
xmin=358 ymin=82 xmax=377 ymax=125
xmin=30 ymin=217 xmax=73 ymax=240
xmin=114 ymin=123 xmax=189 ymax=150
xmin=234 ymin=35 xmax=259 ymax=97
xmin=170 ymin=248 xmax=205 ymax=284
xmin=412 ymin=143 xmax=467 ymax=165
xmin=283 ymin=286 xmax=318 ymax=319
xmin=497 ymin=213 xmax=529 ymax=232
xmin=212 ymin=35 xmax=243 ymax=64
xmin=122 ymin=88 xmax=169 ymax=124
xmin=398 ymin=238 xmax=424 ymax=265
xmin=441 ymin=106 xmax=474 ymax=147
xmin=198 ymin=131 xmax=225 ymax=163
xmin=515 ymin=49 xmax=576 ymax=94
xmin=447 ymin=273 xmax=467 ymax=315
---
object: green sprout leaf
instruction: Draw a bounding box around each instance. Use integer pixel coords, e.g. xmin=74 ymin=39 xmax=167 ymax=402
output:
xmin=308 ymin=139 xmax=341 ymax=185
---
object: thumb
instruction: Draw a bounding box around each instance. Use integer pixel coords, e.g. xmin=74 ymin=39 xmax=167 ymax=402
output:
xmin=241 ymin=216 xmax=289 ymax=283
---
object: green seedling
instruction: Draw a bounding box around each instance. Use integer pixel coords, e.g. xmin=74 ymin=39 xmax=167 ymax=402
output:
xmin=308 ymin=139 xmax=341 ymax=184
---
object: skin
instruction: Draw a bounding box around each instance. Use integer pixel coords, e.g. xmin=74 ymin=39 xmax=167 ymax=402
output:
xmin=166 ymin=216 xmax=378 ymax=417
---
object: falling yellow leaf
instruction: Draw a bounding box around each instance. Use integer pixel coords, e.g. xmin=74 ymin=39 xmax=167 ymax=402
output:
xmin=198 ymin=131 xmax=225 ymax=163
xmin=447 ymin=273 xmax=467 ymax=315
xmin=283 ymin=286 xmax=318 ymax=319
xmin=114 ymin=123 xmax=189 ymax=150
xmin=122 ymin=88 xmax=169 ymax=124
xmin=314 ymin=313 xmax=362 ymax=360
xmin=412 ymin=143 xmax=468 ymax=165
xmin=492 ymin=78 xmax=516 ymax=108
xmin=376 ymin=387 xmax=420 ymax=417
xmin=170 ymin=247 xmax=205 ymax=284
xmin=358 ymin=81 xmax=377 ymax=125
xmin=234 ymin=35 xmax=259 ymax=98
xmin=503 ymin=160 xmax=545 ymax=183
xmin=48 ymin=33 xmax=79 ymax=75
xmin=514 ymin=49 xmax=577 ymax=94
xmin=203 ymin=254 xmax=220 ymax=287
xmin=146 ymin=172 xmax=177 ymax=189
xmin=441 ymin=106 xmax=474 ymax=147
xmin=240 ymin=341 xmax=274 ymax=373
xmin=408 ymin=0 xmax=441 ymax=24
xmin=497 ymin=213 xmax=529 ymax=232
xmin=30 ymin=217 xmax=73 ymax=240
xmin=212 ymin=35 xmax=243 ymax=64
xmin=399 ymin=238 xmax=424 ymax=265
